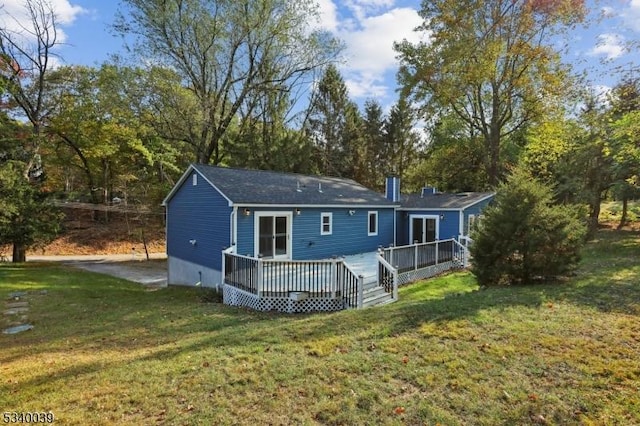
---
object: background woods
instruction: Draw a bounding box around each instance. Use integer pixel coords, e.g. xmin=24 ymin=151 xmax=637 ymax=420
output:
xmin=0 ymin=0 xmax=639 ymax=261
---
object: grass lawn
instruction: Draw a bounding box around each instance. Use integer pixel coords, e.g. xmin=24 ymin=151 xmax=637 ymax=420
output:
xmin=1 ymin=228 xmax=639 ymax=425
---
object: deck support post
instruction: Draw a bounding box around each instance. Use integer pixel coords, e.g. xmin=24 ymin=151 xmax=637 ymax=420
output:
xmin=435 ymin=241 xmax=439 ymax=265
xmin=358 ymin=275 xmax=364 ymax=309
xmin=257 ymin=258 xmax=263 ymax=297
xmin=392 ymin=269 xmax=399 ymax=301
xmin=414 ymin=244 xmax=418 ymax=271
xmin=331 ymin=259 xmax=338 ymax=298
xmin=221 ymin=252 xmax=227 ymax=287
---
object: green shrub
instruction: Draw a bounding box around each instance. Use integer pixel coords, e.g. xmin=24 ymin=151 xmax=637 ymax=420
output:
xmin=470 ymin=169 xmax=586 ymax=286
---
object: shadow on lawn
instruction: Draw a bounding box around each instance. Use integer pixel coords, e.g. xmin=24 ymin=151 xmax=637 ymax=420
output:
xmin=1 ymin=229 xmax=638 ymax=392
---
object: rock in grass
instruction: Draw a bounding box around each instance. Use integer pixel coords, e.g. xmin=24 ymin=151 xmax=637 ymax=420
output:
xmin=3 ymin=324 xmax=34 ymax=334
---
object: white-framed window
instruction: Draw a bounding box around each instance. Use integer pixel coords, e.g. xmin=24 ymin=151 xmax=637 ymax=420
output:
xmin=468 ymin=214 xmax=484 ymax=234
xmin=320 ymin=212 xmax=332 ymax=235
xmin=192 ymin=173 xmax=198 ymax=186
xmin=368 ymin=211 xmax=378 ymax=236
xmin=467 ymin=214 xmax=476 ymax=234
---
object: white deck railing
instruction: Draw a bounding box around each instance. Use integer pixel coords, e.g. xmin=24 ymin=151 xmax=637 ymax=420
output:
xmin=382 ymin=238 xmax=468 ymax=272
xmin=223 ymin=252 xmax=363 ymax=308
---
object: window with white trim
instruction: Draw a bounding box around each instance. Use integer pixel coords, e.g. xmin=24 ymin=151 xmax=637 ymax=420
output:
xmin=467 ymin=214 xmax=476 ymax=235
xmin=468 ymin=214 xmax=484 ymax=234
xmin=368 ymin=211 xmax=378 ymax=236
xmin=321 ymin=212 xmax=332 ymax=235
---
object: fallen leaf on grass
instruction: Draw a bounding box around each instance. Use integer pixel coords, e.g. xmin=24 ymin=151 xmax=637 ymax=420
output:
xmin=394 ymin=406 xmax=405 ymax=415
xmin=402 ymin=355 xmax=409 ymax=364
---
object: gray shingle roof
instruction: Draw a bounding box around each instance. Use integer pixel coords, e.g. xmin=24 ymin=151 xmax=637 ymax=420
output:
xmin=399 ymin=192 xmax=494 ymax=210
xmin=192 ymin=164 xmax=397 ymax=206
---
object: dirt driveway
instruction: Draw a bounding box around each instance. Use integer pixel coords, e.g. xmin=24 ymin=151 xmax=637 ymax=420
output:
xmin=28 ymin=254 xmax=168 ymax=286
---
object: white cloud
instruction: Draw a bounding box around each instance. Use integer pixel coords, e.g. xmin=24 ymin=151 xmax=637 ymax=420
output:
xmin=336 ymin=6 xmax=423 ymax=102
xmin=315 ymin=0 xmax=339 ymax=32
xmin=588 ymin=33 xmax=626 ymax=60
xmin=622 ymin=0 xmax=640 ymax=32
xmin=0 ymin=0 xmax=85 ymax=43
xmin=600 ymin=6 xmax=615 ymax=18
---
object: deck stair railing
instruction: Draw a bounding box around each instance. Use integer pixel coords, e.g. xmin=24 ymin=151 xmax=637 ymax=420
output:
xmin=223 ymin=252 xmax=364 ymax=308
xmin=376 ymin=252 xmax=398 ymax=301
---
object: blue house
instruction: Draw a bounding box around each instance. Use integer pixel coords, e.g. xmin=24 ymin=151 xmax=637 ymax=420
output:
xmin=163 ymin=164 xmax=397 ymax=289
xmin=163 ymin=165 xmax=493 ymax=312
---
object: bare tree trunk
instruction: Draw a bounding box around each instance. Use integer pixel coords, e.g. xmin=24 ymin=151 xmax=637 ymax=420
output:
xmin=12 ymin=243 xmax=26 ymax=263
xmin=617 ymin=197 xmax=628 ymax=230
xmin=587 ymin=197 xmax=601 ymax=237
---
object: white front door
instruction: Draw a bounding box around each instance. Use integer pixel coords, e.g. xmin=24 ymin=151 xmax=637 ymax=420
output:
xmin=255 ymin=212 xmax=292 ymax=259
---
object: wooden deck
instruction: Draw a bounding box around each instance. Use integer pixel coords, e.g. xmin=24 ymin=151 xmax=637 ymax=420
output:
xmin=222 ymin=239 xmax=467 ymax=313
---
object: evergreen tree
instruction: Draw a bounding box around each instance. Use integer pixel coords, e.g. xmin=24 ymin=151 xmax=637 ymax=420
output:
xmin=383 ymin=97 xmax=421 ymax=183
xmin=0 ymin=115 xmax=61 ymax=262
xmin=470 ymin=168 xmax=586 ymax=286
xmin=358 ymin=100 xmax=386 ymax=189
xmin=306 ymin=65 xmax=361 ymax=178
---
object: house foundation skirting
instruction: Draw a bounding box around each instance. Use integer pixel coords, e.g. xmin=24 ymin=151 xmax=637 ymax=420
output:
xmin=397 ymin=260 xmax=463 ymax=286
xmin=168 ymin=256 xmax=222 ymax=289
xmin=223 ymin=285 xmax=345 ymax=313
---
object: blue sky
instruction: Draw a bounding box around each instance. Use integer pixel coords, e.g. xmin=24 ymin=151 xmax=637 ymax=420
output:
xmin=2 ymin=0 xmax=639 ymax=110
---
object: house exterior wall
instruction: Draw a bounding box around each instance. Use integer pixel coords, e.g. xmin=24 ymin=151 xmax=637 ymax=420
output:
xmin=396 ymin=210 xmax=461 ymax=246
xmin=236 ymin=206 xmax=395 ymax=259
xmin=462 ymin=198 xmax=493 ymax=235
xmin=166 ymin=170 xmax=231 ymax=285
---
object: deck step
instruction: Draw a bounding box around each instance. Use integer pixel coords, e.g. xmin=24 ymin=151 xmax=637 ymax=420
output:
xmin=361 ymin=291 xmax=394 ymax=308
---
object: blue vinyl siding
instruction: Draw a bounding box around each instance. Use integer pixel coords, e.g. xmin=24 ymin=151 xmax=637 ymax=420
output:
xmin=236 ymin=207 xmax=395 ymax=259
xmin=462 ymin=198 xmax=493 ymax=235
xmin=166 ymin=172 xmax=231 ymax=270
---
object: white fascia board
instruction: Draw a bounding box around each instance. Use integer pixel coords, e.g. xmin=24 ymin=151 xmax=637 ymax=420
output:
xmin=235 ymin=203 xmax=397 ymax=209
xmin=162 ymin=164 xmax=234 ymax=207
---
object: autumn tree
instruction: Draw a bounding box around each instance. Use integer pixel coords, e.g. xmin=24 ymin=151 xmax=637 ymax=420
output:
xmin=46 ymin=65 xmax=160 ymax=208
xmin=407 ymin=113 xmax=487 ymax=193
xmin=395 ymin=0 xmax=585 ymax=186
xmin=114 ymin=0 xmax=340 ymax=165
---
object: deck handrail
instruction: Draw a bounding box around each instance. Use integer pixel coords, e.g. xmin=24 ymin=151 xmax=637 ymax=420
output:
xmin=376 ymin=252 xmax=398 ymax=301
xmin=452 ymin=239 xmax=469 ymax=268
xmin=382 ymin=239 xmax=458 ymax=274
xmin=387 ymin=238 xmax=456 ymax=251
xmin=337 ymin=260 xmax=362 ymax=309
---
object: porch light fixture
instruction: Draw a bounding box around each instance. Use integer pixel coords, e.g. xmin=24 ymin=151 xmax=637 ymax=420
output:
xmin=348 ymin=210 xmax=356 ymax=216
xmin=189 ymin=239 xmax=197 ymax=246
xmin=295 ymin=208 xmax=301 ymax=216
xmin=440 ymin=214 xmax=445 ymax=220
xmin=243 ymin=208 xmax=251 ymax=216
